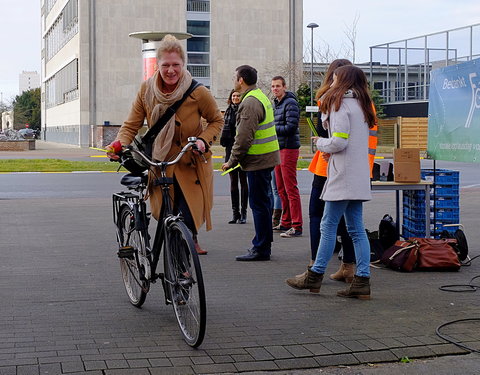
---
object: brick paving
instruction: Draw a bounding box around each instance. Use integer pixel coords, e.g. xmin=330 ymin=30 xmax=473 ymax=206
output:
xmin=1 ymin=145 xmax=479 ymax=373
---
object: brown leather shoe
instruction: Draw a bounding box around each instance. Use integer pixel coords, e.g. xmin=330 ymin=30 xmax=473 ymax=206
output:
xmin=194 ymin=242 xmax=208 ymax=255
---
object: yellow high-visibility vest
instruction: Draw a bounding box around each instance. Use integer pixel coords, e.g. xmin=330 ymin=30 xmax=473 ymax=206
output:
xmin=242 ymin=89 xmax=280 ymax=155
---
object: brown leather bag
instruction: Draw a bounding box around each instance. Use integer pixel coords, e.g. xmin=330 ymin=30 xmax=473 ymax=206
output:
xmin=411 ymin=238 xmax=461 ymax=271
xmin=380 ymin=240 xmax=419 ymax=272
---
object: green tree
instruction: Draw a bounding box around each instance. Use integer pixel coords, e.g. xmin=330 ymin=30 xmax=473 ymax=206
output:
xmin=13 ymin=88 xmax=41 ymax=130
xmin=370 ymin=86 xmax=386 ymax=119
xmin=296 ymin=82 xmax=311 ymax=117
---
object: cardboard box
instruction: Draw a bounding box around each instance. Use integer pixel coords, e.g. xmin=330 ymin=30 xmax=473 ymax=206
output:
xmin=393 ymin=148 xmax=420 ymax=183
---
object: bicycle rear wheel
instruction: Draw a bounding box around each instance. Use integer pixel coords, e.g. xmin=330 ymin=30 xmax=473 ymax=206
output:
xmin=164 ymin=220 xmax=206 ymax=347
xmin=117 ymin=205 xmax=150 ymax=307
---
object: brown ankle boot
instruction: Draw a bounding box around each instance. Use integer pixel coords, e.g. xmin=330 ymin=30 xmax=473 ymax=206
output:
xmin=330 ymin=262 xmax=355 ymax=283
xmin=295 ymin=260 xmax=315 ymax=278
xmin=286 ymin=268 xmax=323 ymax=293
xmin=337 ymin=275 xmax=371 ymax=300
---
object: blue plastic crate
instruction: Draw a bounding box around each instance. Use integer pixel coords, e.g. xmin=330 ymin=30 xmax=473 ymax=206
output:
xmin=432 ymin=185 xmax=460 ymax=197
xmin=421 ymin=169 xmax=460 ymax=185
xmin=430 ymin=208 xmax=460 ymax=221
xmin=403 ymin=205 xmax=426 ymax=220
xmin=403 ymin=217 xmax=426 ymax=232
xmin=403 ymin=194 xmax=425 ymax=207
xmin=402 ymin=225 xmax=426 ymax=239
xmin=431 ymin=196 xmax=460 ymax=209
xmin=430 ymin=219 xmax=460 ymax=233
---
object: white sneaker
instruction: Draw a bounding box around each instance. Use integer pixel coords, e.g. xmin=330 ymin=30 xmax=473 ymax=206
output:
xmin=280 ymin=228 xmax=303 ymax=238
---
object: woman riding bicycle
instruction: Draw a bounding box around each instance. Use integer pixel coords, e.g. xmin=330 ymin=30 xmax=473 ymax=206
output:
xmin=107 ymin=34 xmax=223 ymax=254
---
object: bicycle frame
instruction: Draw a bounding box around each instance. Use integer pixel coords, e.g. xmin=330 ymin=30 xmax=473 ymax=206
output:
xmin=113 ymin=138 xmax=202 ymax=299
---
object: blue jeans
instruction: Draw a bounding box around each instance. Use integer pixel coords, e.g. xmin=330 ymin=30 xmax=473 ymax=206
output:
xmin=309 ymin=176 xmax=355 ymax=263
xmin=270 ymin=169 xmax=282 ymax=210
xmin=311 ymin=200 xmax=370 ymax=277
xmin=247 ymin=168 xmax=274 ymax=255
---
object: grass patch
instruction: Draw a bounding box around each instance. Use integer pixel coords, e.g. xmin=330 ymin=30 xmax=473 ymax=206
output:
xmin=0 ymin=158 xmax=312 ymax=173
xmin=0 ymin=159 xmax=127 ymax=173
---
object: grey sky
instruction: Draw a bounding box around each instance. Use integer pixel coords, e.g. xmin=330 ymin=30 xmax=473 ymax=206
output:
xmin=0 ymin=0 xmax=479 ymax=102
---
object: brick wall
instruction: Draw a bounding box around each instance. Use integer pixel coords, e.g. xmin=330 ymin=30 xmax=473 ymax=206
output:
xmin=0 ymin=140 xmax=35 ymax=151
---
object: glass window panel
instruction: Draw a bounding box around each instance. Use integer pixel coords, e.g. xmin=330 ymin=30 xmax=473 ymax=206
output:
xmin=187 ymin=20 xmax=210 ymax=36
xmin=187 ymin=37 xmax=210 ymax=52
xmin=187 ymin=53 xmax=209 ymax=64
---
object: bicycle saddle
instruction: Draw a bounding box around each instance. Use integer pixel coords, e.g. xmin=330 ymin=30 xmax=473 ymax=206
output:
xmin=120 ymin=173 xmax=148 ymax=188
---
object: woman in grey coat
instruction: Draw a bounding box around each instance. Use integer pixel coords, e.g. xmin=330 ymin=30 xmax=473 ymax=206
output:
xmin=286 ymin=65 xmax=376 ymax=299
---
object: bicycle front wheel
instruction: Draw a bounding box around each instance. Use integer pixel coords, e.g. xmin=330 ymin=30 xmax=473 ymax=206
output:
xmin=164 ymin=220 xmax=206 ymax=347
xmin=118 ymin=205 xmax=150 ymax=307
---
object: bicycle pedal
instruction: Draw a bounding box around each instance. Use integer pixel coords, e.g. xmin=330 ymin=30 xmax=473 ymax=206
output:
xmin=117 ymin=246 xmax=135 ymax=259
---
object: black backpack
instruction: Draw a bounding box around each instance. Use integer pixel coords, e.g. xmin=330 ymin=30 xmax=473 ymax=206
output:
xmin=379 ymin=214 xmax=399 ymax=251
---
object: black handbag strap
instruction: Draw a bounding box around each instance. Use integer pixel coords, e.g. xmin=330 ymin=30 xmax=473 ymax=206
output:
xmin=141 ymin=79 xmax=201 ymax=145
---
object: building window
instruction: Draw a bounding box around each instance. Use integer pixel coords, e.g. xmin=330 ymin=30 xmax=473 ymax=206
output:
xmin=44 ymin=0 xmax=78 ymax=61
xmin=187 ymin=19 xmax=210 ymax=82
xmin=187 ymin=53 xmax=209 ymax=64
xmin=45 ymin=59 xmax=79 ymax=108
xmin=187 ymin=0 xmax=210 ymax=12
xmin=187 ymin=20 xmax=210 ymax=35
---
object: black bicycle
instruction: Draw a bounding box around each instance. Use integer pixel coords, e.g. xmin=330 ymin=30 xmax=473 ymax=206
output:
xmin=112 ymin=137 xmax=206 ymax=347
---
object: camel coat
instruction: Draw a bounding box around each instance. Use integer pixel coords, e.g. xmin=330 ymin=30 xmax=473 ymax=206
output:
xmin=116 ymin=81 xmax=223 ymax=231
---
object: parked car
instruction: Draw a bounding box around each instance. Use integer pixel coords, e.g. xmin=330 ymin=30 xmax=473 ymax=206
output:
xmin=18 ymin=128 xmax=39 ymax=139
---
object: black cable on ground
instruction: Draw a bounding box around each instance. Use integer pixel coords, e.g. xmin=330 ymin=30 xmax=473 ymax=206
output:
xmin=435 ymin=256 xmax=480 ymax=352
xmin=439 ymin=275 xmax=480 ymax=292
xmin=435 ymin=319 xmax=480 ymax=353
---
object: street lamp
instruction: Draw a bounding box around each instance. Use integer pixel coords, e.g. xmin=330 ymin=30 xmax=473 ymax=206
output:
xmin=307 ymin=23 xmax=319 ymax=153
xmin=307 ymin=23 xmax=319 ymax=106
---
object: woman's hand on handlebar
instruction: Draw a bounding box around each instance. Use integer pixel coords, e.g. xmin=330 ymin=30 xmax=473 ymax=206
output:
xmin=106 ymin=140 xmax=122 ymax=160
xmin=192 ymin=139 xmax=206 ymax=155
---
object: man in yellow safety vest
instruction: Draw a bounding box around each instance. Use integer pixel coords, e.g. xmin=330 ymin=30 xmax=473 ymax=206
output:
xmin=222 ymin=65 xmax=280 ymax=261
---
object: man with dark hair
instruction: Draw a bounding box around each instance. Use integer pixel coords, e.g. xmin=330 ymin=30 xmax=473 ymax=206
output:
xmin=271 ymin=75 xmax=302 ymax=238
xmin=222 ymin=65 xmax=280 ymax=261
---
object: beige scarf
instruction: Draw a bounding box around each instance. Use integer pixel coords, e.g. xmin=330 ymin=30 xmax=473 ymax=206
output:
xmin=144 ymin=69 xmax=193 ymax=161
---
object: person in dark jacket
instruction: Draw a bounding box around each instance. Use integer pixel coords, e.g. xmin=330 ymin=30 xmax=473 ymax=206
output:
xmin=220 ymin=90 xmax=248 ymax=224
xmin=271 ymin=76 xmax=303 ymax=238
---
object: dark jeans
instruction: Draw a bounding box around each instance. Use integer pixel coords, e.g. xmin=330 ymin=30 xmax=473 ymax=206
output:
xmin=309 ymin=175 xmax=355 ymax=263
xmin=247 ymin=168 xmax=274 ymax=255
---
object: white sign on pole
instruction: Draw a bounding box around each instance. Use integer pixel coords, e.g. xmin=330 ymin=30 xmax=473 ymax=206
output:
xmin=305 ymin=106 xmax=319 ymax=113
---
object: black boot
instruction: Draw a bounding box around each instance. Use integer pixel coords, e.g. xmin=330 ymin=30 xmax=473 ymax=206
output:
xmin=228 ymin=190 xmax=240 ymax=224
xmin=239 ymin=184 xmax=248 ymax=224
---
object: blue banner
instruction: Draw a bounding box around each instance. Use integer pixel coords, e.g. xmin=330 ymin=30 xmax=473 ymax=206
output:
xmin=428 ymin=58 xmax=480 ymax=162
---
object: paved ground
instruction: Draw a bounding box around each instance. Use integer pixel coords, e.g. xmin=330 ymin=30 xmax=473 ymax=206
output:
xmin=1 ymin=141 xmax=479 ymax=374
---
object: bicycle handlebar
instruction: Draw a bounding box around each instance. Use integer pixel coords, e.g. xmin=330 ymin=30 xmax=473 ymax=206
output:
xmin=126 ymin=136 xmax=204 ymax=168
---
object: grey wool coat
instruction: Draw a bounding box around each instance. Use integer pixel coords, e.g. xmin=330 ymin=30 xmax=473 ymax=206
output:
xmin=316 ymin=95 xmax=372 ymax=202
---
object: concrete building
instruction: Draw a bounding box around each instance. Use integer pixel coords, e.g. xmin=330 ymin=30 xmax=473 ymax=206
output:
xmin=19 ymin=71 xmax=41 ymax=94
xmin=41 ymin=0 xmax=303 ymax=146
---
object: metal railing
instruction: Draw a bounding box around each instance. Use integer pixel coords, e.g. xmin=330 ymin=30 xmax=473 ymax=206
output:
xmin=187 ymin=0 xmax=210 ymax=12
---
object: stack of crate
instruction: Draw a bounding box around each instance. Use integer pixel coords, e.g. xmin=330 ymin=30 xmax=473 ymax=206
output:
xmin=402 ymin=169 xmax=460 ymax=239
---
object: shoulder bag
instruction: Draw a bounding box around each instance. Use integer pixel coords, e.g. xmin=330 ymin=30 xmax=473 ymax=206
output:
xmin=380 ymin=239 xmax=419 ymax=272
xmin=411 ymin=237 xmax=461 ymax=271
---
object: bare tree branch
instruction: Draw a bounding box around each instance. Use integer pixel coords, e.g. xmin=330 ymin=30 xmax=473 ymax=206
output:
xmin=344 ymin=12 xmax=360 ymax=63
